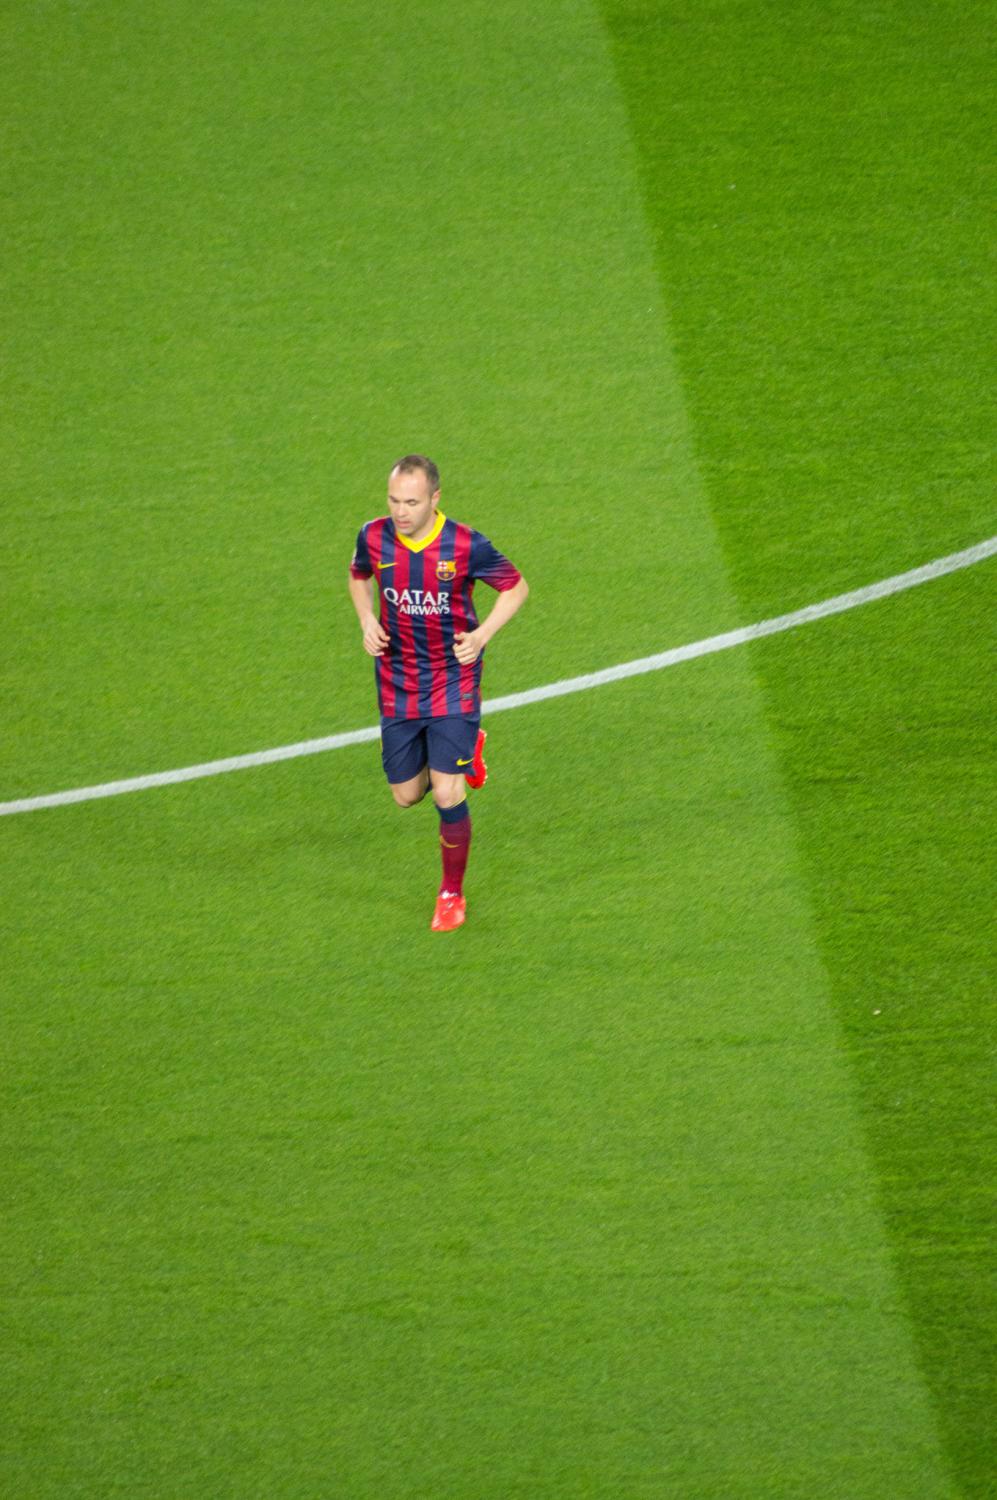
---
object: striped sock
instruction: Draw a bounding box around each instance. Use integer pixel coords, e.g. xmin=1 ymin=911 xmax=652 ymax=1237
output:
xmin=437 ymin=799 xmax=471 ymax=896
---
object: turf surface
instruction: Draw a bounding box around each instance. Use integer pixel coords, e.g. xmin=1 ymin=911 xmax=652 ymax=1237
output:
xmin=602 ymin=4 xmax=996 ymax=1488
xmin=2 ymin=2 xmax=992 ymax=1495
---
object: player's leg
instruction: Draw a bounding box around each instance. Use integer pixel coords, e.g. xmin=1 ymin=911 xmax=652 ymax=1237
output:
xmin=390 ymin=768 xmax=430 ymax=807
xmin=426 ymin=718 xmax=479 ymax=931
xmin=381 ymin=718 xmax=432 ymax=807
xmin=429 ymin=769 xmax=469 ymax=808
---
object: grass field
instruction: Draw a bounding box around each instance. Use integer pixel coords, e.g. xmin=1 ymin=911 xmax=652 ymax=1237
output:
xmin=2 ymin=2 xmax=994 ymax=1496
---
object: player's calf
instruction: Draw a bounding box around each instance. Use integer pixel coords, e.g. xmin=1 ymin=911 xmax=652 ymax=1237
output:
xmin=432 ymin=796 xmax=472 ymax=931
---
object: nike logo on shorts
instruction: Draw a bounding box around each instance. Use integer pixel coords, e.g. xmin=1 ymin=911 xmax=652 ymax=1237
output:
xmin=456 ymin=757 xmax=474 ymax=766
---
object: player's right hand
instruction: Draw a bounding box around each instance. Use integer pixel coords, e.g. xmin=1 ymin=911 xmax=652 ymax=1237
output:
xmin=361 ymin=614 xmax=389 ymax=657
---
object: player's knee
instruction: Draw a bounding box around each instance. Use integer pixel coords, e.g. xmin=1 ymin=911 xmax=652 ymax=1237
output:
xmin=391 ymin=783 xmax=426 ymax=809
xmin=432 ymin=780 xmax=466 ymax=810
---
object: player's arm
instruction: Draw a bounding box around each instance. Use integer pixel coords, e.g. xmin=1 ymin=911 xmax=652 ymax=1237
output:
xmin=453 ymin=575 xmax=529 ymax=665
xmin=348 ymin=573 xmax=389 ymax=657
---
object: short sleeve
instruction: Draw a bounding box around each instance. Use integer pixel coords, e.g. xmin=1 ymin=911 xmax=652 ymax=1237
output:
xmin=350 ymin=525 xmax=373 ymax=579
xmin=469 ymin=532 xmax=522 ymax=591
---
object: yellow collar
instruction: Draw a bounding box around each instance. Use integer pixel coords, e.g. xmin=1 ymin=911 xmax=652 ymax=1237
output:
xmin=395 ymin=511 xmax=446 ymax=552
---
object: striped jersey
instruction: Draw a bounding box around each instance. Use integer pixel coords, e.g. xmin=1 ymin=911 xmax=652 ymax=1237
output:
xmin=350 ymin=511 xmax=521 ymax=720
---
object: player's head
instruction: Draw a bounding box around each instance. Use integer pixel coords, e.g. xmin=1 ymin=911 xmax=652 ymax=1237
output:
xmin=391 ymin=454 xmax=440 ymax=495
xmin=388 ymin=454 xmax=441 ymax=540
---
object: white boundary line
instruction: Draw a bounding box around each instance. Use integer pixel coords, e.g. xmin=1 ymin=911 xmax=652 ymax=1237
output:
xmin=3 ymin=535 xmax=994 ymax=818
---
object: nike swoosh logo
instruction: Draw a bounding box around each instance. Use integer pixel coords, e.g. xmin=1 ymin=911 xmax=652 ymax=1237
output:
xmin=441 ymin=838 xmax=460 ymax=849
xmin=456 ymin=757 xmax=474 ymax=767
xmin=376 ymin=561 xmax=395 ymax=570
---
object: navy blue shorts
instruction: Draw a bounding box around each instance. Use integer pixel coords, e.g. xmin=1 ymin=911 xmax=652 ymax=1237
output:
xmin=381 ymin=714 xmax=480 ymax=785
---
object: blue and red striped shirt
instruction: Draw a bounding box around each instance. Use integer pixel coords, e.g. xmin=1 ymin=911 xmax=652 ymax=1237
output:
xmin=350 ymin=512 xmax=521 ymax=720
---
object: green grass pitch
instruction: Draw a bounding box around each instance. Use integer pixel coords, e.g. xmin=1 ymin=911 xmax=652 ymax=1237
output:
xmin=2 ymin=2 xmax=993 ymax=1495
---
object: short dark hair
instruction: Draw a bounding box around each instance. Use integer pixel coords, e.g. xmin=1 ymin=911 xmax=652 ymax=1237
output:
xmin=390 ymin=454 xmax=440 ymax=494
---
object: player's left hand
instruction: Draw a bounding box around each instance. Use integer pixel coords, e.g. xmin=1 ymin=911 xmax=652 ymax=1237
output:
xmin=453 ymin=629 xmax=485 ymax=665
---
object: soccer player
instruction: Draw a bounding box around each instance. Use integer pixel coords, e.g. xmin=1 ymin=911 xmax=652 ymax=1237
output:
xmin=348 ymin=455 xmax=529 ymax=931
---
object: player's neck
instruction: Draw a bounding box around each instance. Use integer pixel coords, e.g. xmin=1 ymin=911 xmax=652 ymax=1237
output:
xmin=395 ymin=510 xmax=446 ymax=551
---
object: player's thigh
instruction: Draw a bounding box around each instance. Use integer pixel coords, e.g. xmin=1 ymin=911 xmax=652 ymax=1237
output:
xmin=425 ymin=715 xmax=479 ymax=777
xmin=381 ymin=717 xmax=429 ymax=789
xmin=426 ymin=716 xmax=478 ymax=808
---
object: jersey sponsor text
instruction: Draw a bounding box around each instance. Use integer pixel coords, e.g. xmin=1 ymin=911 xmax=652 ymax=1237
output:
xmin=383 ymin=586 xmax=451 ymax=616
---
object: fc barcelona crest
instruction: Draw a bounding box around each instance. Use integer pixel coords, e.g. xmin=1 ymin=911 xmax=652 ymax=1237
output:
xmin=436 ymin=560 xmax=457 ymax=582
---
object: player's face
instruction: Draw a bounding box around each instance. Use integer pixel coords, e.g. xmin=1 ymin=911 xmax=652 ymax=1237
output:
xmin=388 ymin=469 xmax=440 ymax=542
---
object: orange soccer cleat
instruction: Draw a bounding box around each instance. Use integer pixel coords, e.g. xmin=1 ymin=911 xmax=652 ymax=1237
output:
xmin=463 ymin=728 xmax=488 ymax=789
xmin=431 ymin=891 xmax=466 ymax=932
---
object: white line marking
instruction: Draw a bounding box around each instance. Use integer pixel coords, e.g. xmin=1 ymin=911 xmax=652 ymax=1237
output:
xmin=3 ymin=535 xmax=994 ymax=817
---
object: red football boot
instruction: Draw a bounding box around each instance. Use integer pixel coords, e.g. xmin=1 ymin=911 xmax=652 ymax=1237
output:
xmin=431 ymin=891 xmax=466 ymax=932
xmin=463 ymin=728 xmax=488 ymax=789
